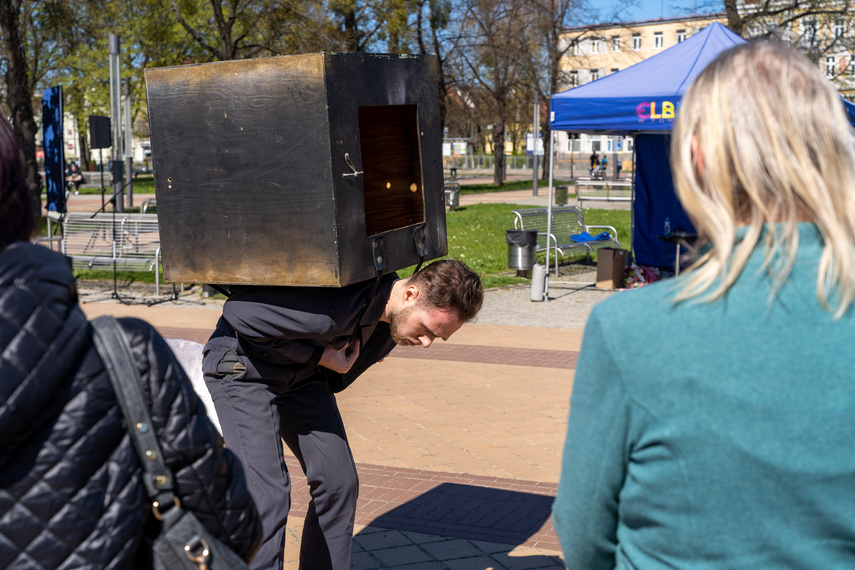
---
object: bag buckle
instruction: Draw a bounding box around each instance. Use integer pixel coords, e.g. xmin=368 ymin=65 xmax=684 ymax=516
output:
xmin=184 ymin=535 xmax=212 ymax=569
xmin=151 ymin=496 xmax=181 ymax=521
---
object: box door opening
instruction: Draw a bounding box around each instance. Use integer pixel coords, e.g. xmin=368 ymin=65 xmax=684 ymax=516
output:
xmin=359 ymin=104 xmax=425 ymax=236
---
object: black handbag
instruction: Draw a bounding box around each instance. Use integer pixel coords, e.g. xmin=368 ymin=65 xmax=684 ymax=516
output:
xmin=91 ymin=316 xmax=249 ymax=570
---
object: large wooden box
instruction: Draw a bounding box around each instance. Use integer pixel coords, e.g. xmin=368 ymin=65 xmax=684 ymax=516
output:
xmin=144 ymin=53 xmax=446 ymax=287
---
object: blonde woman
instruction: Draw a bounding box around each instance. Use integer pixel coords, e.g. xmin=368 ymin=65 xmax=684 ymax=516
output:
xmin=553 ymin=40 xmax=855 ymax=569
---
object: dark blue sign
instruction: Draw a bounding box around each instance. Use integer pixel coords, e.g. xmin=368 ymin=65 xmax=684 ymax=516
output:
xmin=42 ymin=86 xmax=65 ymax=213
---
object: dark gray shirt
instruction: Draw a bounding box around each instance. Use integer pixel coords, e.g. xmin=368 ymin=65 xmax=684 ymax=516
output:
xmin=217 ymin=273 xmax=398 ymax=391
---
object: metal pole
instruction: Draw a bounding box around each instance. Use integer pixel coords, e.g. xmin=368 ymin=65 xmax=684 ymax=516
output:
xmin=108 ymin=34 xmax=124 ymax=213
xmin=630 ymin=135 xmax=637 ymax=264
xmin=124 ymin=83 xmax=133 ymax=209
xmin=532 ymin=92 xmax=539 ymax=196
xmin=545 ymin=130 xmax=556 ymax=301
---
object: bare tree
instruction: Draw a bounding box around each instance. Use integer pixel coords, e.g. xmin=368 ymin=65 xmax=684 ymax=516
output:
xmin=521 ymin=0 xmax=591 ymax=179
xmin=171 ymin=0 xmax=303 ymax=60
xmin=328 ymin=0 xmax=397 ymax=52
xmin=724 ymin=1 xmax=855 ymax=96
xmin=682 ymin=0 xmax=855 ymax=76
xmin=414 ymin=0 xmax=460 ymax=133
xmin=456 ymin=0 xmax=531 ymax=185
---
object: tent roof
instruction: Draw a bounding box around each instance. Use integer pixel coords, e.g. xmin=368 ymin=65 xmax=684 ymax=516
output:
xmin=550 ymin=22 xmax=745 ymax=134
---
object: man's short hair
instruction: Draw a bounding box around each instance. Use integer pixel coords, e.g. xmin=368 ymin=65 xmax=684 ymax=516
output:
xmin=409 ymin=259 xmax=483 ymax=323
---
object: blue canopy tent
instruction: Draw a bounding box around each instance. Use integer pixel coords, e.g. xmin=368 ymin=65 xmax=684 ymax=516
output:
xmin=551 ymin=22 xmax=855 ymax=270
xmin=550 ymin=22 xmax=746 ymax=269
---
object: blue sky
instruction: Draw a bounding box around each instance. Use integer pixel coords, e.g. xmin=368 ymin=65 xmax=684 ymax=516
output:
xmin=602 ymin=0 xmax=703 ymax=23
xmin=631 ymin=0 xmax=675 ymax=19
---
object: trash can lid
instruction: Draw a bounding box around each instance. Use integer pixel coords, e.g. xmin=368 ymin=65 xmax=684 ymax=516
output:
xmin=506 ymin=228 xmax=538 ymax=246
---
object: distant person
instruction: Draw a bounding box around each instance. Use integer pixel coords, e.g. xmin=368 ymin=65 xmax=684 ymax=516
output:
xmin=553 ymin=40 xmax=855 ymax=569
xmin=65 ymin=161 xmax=84 ymax=194
xmin=0 ymin=112 xmax=262 ymax=567
xmin=590 ymin=150 xmax=599 ymax=173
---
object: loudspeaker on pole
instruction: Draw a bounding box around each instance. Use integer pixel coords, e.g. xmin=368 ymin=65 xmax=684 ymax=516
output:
xmin=89 ymin=115 xmax=111 ymax=149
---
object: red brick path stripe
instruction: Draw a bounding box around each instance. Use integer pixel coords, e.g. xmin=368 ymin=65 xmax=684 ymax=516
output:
xmin=156 ymin=326 xmax=578 ymax=369
xmin=391 ymin=343 xmax=578 ymax=369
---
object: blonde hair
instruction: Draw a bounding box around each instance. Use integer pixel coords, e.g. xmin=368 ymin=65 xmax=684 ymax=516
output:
xmin=671 ymin=40 xmax=855 ymax=317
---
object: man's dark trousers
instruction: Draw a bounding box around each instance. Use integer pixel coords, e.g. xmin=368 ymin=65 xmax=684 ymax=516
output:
xmin=204 ymin=361 xmax=359 ymax=570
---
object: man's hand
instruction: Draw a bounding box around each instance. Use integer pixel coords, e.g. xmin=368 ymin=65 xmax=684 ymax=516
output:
xmin=318 ymin=339 xmax=360 ymax=373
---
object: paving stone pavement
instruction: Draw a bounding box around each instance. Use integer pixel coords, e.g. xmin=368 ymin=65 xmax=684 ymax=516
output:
xmin=64 ymin=185 xmax=629 ymax=569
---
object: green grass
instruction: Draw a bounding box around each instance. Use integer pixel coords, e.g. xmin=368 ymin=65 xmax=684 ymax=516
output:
xmin=398 ymin=202 xmax=632 ymax=289
xmin=459 ymin=179 xmax=575 ymax=194
xmin=73 ymin=269 xmax=159 ymax=283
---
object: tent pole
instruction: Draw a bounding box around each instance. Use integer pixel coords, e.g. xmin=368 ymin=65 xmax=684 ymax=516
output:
xmin=631 ymin=135 xmax=637 ymax=265
xmin=545 ymin=130 xmax=556 ymax=301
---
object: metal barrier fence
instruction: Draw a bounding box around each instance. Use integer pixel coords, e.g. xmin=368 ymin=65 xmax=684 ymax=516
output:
xmin=442 ymin=154 xmax=634 ymax=177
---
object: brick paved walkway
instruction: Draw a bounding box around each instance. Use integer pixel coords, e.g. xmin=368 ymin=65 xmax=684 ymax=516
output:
xmin=71 ymin=189 xmax=615 ymax=567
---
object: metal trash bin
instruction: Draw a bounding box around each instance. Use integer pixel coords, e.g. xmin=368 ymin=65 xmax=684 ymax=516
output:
xmin=444 ymin=183 xmax=460 ymax=211
xmin=506 ymin=229 xmax=538 ymax=275
xmin=555 ymin=185 xmax=568 ymax=206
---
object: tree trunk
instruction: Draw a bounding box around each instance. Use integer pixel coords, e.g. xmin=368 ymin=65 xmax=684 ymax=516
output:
xmin=211 ymin=0 xmax=235 ymax=59
xmin=78 ymin=130 xmax=91 ymax=170
xmin=492 ymin=123 xmax=505 ymax=186
xmin=724 ymin=0 xmax=743 ymax=36
xmin=344 ymin=8 xmax=358 ymax=51
xmin=0 ymin=0 xmax=41 ymax=218
xmin=430 ymin=9 xmax=448 ymax=134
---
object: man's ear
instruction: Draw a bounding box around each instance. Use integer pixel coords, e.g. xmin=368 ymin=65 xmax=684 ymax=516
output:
xmin=403 ymin=284 xmax=420 ymax=306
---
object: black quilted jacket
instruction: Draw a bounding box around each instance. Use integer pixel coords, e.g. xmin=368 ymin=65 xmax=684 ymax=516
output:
xmin=0 ymin=242 xmax=262 ymax=568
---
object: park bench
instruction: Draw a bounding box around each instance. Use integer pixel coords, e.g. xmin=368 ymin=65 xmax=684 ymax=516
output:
xmin=59 ymin=212 xmax=164 ymax=294
xmin=511 ymin=205 xmax=620 ymax=275
xmin=575 ymin=178 xmax=632 ymax=205
xmin=141 ymin=197 xmax=157 ymax=213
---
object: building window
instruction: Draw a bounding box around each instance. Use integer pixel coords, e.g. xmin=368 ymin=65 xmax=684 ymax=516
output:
xmin=569 ymin=70 xmax=579 ymax=87
xmin=572 ymin=41 xmax=581 ymax=56
xmin=632 ymin=33 xmax=642 ymax=51
xmin=591 ymin=139 xmax=601 ymax=152
xmin=610 ymin=68 xmax=619 ymax=75
xmin=611 ymin=35 xmax=620 ymax=52
xmin=591 ymin=38 xmax=600 ymax=54
xmin=676 ymin=29 xmax=686 ymax=43
xmin=654 ymin=32 xmax=664 ymax=49
xmin=826 ymin=56 xmax=836 ymax=77
xmin=803 ymin=19 xmax=817 ymax=43
xmin=835 ymin=19 xmax=845 ymax=38
xmin=591 ymin=69 xmax=600 ymax=81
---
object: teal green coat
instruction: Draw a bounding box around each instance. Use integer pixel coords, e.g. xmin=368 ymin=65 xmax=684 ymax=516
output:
xmin=554 ymin=225 xmax=855 ymax=569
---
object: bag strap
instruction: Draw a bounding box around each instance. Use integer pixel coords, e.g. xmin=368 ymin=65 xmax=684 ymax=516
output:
xmin=90 ymin=316 xmax=177 ymax=514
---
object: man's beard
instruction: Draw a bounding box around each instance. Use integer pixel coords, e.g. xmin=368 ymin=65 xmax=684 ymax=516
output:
xmin=389 ymin=304 xmax=415 ymax=346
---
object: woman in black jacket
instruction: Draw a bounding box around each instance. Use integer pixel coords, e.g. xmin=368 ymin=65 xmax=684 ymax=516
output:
xmin=0 ymin=115 xmax=262 ymax=567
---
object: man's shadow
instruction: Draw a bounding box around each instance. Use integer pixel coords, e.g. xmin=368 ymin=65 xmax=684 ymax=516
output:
xmin=352 ymin=481 xmax=563 ymax=568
